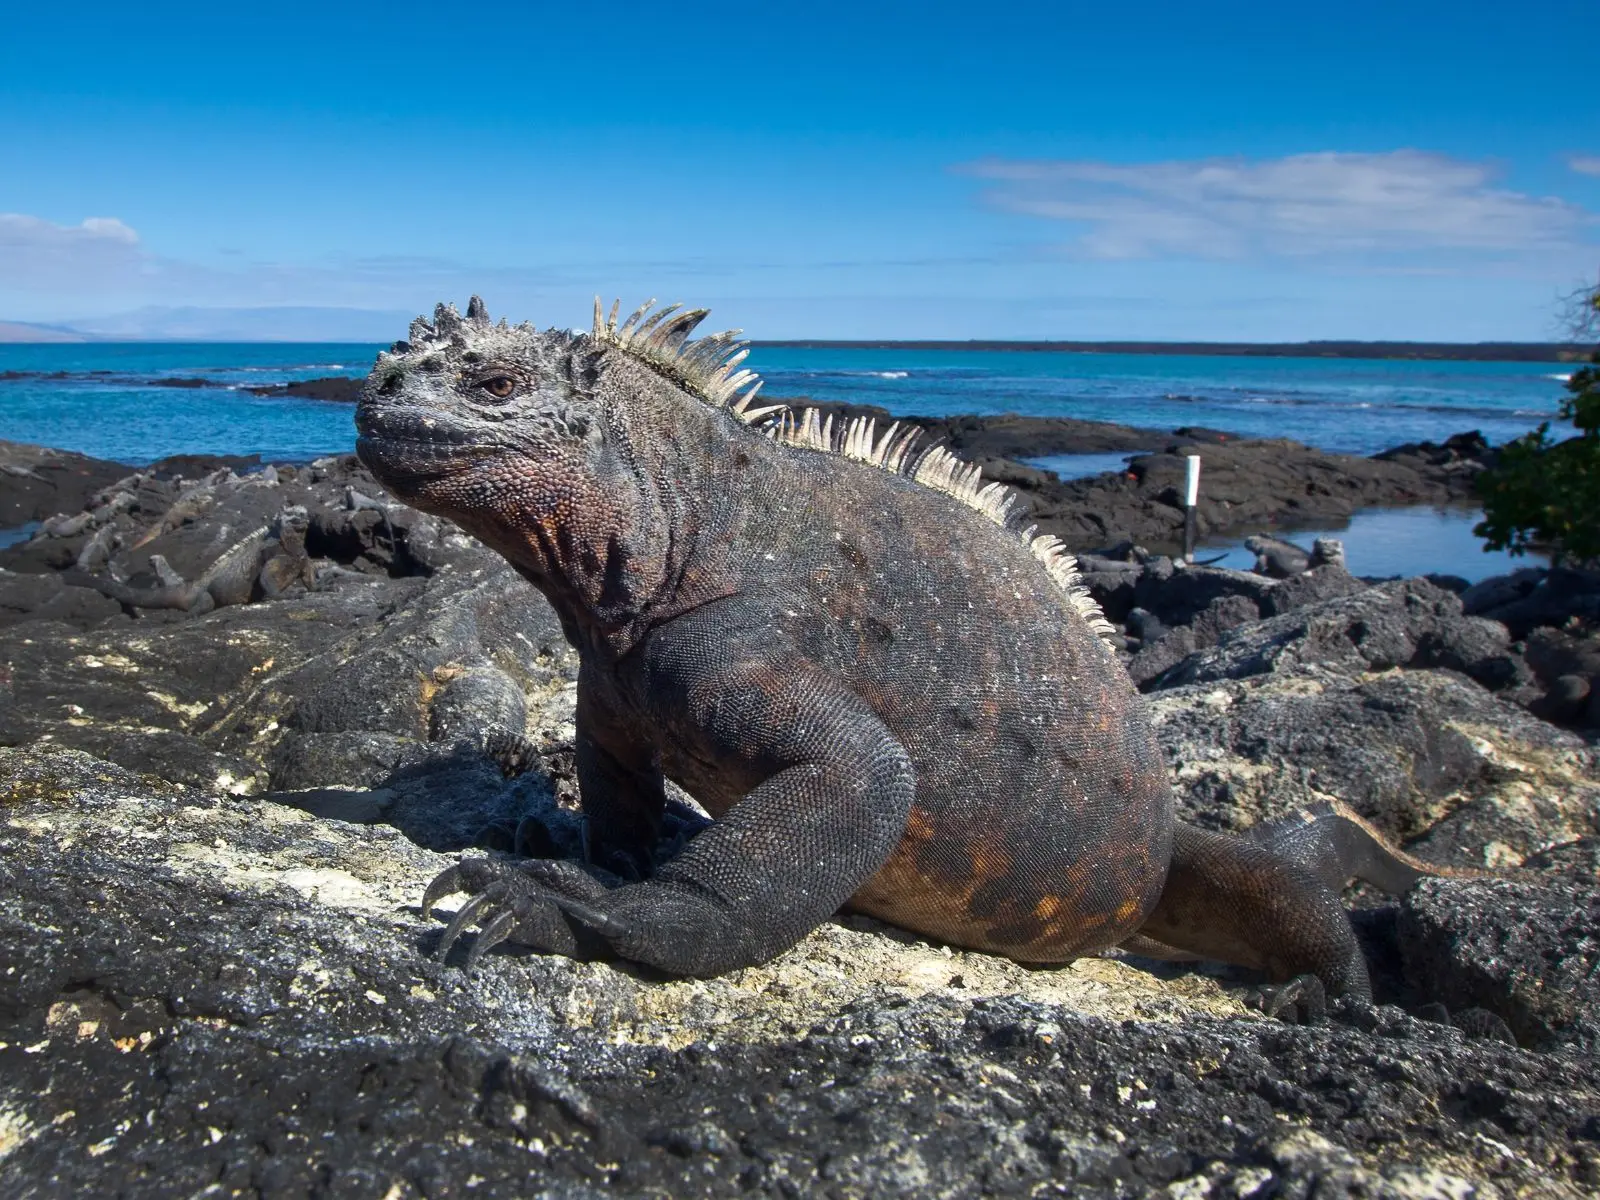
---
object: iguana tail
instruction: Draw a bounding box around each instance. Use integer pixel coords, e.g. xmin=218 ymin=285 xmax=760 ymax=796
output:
xmin=61 ymin=570 xmax=207 ymax=612
xmin=1242 ymin=798 xmax=1469 ymax=893
xmin=1124 ymin=801 xmax=1463 ymax=1003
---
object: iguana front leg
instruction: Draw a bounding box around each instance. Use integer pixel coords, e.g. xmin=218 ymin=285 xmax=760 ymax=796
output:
xmin=424 ymin=623 xmax=916 ymax=977
xmin=572 ymin=691 xmax=672 ymax=879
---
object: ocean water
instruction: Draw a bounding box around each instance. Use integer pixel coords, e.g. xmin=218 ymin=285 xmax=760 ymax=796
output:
xmin=1201 ymin=506 xmax=1542 ymax=580
xmin=749 ymin=347 xmax=1574 ymax=456
xmin=0 ymin=343 xmax=374 ymax=464
xmin=0 ymin=342 xmax=1573 ymax=465
xmin=0 ymin=341 xmax=1571 ymax=579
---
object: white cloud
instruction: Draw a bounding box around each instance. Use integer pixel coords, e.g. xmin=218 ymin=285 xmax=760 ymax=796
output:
xmin=0 ymin=213 xmax=146 ymax=287
xmin=75 ymin=217 xmax=140 ymax=243
xmin=958 ymin=151 xmax=1594 ymax=260
xmin=1569 ymin=154 xmax=1600 ymax=178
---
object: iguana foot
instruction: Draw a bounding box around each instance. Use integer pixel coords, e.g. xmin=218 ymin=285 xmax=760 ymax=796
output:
xmin=582 ymin=797 xmax=714 ymax=882
xmin=421 ymin=857 xmax=612 ymax=969
xmin=1451 ymin=1007 xmax=1517 ymax=1044
xmin=421 ymin=853 xmax=771 ymax=976
xmin=1245 ymin=973 xmax=1328 ymax=1024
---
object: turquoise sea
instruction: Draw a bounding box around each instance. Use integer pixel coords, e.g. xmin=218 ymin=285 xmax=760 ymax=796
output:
xmin=0 ymin=341 xmax=1574 ymax=579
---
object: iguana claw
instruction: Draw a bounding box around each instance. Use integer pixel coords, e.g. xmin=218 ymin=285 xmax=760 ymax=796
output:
xmin=421 ymin=863 xmax=465 ymax=920
xmin=1246 ymin=973 xmax=1328 ymax=1024
xmin=436 ymin=890 xmax=494 ymax=961
xmin=464 ymin=907 xmax=518 ymax=971
xmin=420 ymin=856 xmax=615 ymax=966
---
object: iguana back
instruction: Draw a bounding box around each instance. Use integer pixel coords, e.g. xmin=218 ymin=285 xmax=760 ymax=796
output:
xmin=638 ymin=416 xmax=1174 ymax=959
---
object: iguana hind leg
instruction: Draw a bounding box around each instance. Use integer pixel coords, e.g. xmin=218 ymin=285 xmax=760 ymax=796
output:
xmin=1134 ymin=822 xmax=1372 ymax=1001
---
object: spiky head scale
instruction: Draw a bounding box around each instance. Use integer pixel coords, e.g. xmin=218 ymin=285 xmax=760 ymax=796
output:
xmin=384 ymin=296 xmax=566 ymax=368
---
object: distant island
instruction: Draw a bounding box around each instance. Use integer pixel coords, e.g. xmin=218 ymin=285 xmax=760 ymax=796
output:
xmin=752 ymin=339 xmax=1586 ymax=362
xmin=0 ymin=317 xmax=1583 ymax=362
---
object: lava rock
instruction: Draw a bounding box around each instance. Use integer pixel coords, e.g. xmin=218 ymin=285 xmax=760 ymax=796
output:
xmin=1155 ymin=577 xmax=1520 ymax=690
xmin=1256 ymin=563 xmax=1369 ymax=617
xmin=0 ymin=441 xmax=131 ymax=528
xmin=1020 ymin=434 xmax=1477 ymax=554
xmin=4 ymin=742 xmax=1599 ymax=1196
xmin=1151 ymin=665 xmax=1598 ymax=860
xmin=1464 ymin=566 xmax=1600 ymax=640
xmin=2 ymin=423 xmax=1599 ymax=1195
xmin=244 ymin=375 xmax=366 ymax=403
xmin=1399 ymin=876 xmax=1600 ymax=1053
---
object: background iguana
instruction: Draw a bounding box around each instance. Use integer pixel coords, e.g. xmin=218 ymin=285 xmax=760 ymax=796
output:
xmin=355 ymin=297 xmax=1444 ymax=1007
xmin=66 ymin=505 xmax=313 ymax=614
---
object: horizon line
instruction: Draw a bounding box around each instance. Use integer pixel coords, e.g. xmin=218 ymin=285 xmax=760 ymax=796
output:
xmin=0 ymin=331 xmax=1584 ymax=362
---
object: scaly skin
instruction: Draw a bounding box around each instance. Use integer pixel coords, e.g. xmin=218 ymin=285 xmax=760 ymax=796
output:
xmin=354 ymin=297 xmax=1430 ymax=1000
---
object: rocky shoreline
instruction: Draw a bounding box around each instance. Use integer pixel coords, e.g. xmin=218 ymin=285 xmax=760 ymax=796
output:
xmin=1 ymin=423 xmax=1597 ymax=1195
xmin=799 ymin=399 xmax=1494 ymax=553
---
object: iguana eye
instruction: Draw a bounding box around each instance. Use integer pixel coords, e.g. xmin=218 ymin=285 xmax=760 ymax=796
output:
xmin=478 ymin=376 xmax=516 ymax=400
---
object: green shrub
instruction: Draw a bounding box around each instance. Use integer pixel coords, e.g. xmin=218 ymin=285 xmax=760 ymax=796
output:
xmin=1475 ymin=286 xmax=1600 ymax=566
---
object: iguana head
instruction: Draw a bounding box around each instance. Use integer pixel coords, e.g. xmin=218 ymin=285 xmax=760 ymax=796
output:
xmin=355 ymin=296 xmax=765 ymax=631
xmin=356 ymin=296 xmax=643 ymax=613
xmin=356 ymin=296 xmax=585 ymax=517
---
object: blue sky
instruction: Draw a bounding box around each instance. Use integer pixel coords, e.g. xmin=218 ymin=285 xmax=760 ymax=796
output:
xmin=2 ymin=1 xmax=1597 ymax=340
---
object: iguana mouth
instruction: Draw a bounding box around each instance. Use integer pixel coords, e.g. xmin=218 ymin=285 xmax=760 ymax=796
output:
xmin=355 ymin=403 xmax=489 ymax=447
xmin=355 ymin=405 xmax=505 ymax=488
xmin=356 ymin=432 xmax=502 ymax=489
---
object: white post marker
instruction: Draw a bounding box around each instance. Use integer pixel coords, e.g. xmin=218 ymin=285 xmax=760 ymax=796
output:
xmin=1183 ymin=453 xmax=1201 ymax=563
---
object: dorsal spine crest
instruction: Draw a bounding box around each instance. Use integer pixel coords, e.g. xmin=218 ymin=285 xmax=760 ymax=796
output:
xmin=593 ymin=297 xmax=1116 ymax=643
xmin=591 ymin=298 xmax=764 ymax=411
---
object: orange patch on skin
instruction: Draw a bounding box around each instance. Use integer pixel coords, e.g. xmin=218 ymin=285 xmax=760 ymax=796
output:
xmin=901 ymin=804 xmax=937 ymax=847
xmin=853 ymin=800 xmax=1163 ymax=963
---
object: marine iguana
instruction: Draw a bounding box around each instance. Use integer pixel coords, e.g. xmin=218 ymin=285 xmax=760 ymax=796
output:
xmin=1243 ymin=533 xmax=1312 ymax=579
xmin=355 ymin=297 xmax=1446 ymax=1006
xmin=65 ymin=506 xmax=314 ymax=614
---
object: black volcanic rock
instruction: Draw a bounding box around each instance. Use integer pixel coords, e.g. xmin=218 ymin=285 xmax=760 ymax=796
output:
xmin=741 ymin=406 xmax=1496 ymax=552
xmin=1462 ymin=566 xmax=1600 ymax=641
xmin=0 ymin=441 xmax=131 ymax=527
xmin=147 ymin=376 xmax=217 ymax=388
xmin=4 ymin=741 xmax=1599 ymax=1196
xmin=1150 ymin=577 xmax=1520 ymax=689
xmin=0 ymin=368 xmax=365 ymax=400
xmin=1016 ymin=436 xmax=1473 ymax=553
xmin=1400 ymin=876 xmax=1600 ymax=1052
xmin=1373 ymin=429 xmax=1496 ymax=485
xmin=244 ymin=375 xmax=366 ymax=403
